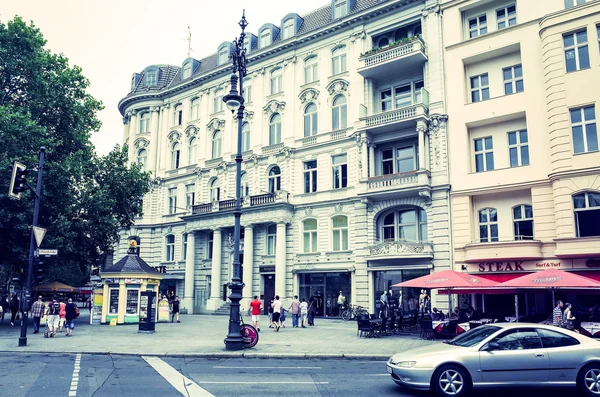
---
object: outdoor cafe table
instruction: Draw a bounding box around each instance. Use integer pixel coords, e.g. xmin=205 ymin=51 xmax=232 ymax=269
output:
xmin=433 ymin=320 xmax=449 ymax=333
xmin=580 ymin=322 xmax=600 ymax=337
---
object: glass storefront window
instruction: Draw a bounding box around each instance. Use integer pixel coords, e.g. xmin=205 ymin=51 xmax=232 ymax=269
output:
xmin=126 ymin=289 xmax=140 ymax=315
xmin=299 ymin=272 xmax=351 ymax=317
xmin=109 ymin=289 xmax=119 ymax=314
xmin=373 ymin=269 xmax=429 ymax=314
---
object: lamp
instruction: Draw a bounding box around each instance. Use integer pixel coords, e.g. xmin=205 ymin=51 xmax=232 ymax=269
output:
xmin=223 ymin=74 xmax=242 ymax=113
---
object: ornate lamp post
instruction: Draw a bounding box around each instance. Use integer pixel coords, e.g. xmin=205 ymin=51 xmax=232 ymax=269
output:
xmin=222 ymin=10 xmax=248 ymax=351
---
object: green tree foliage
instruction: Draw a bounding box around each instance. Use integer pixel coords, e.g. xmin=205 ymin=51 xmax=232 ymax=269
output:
xmin=0 ymin=17 xmax=150 ymax=287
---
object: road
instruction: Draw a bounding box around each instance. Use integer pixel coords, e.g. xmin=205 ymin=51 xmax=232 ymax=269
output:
xmin=0 ymin=353 xmax=586 ymax=397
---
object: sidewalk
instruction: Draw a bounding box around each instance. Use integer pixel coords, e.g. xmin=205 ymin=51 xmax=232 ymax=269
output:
xmin=0 ymin=313 xmax=437 ymax=359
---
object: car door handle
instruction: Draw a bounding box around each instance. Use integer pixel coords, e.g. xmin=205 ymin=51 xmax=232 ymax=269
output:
xmin=535 ymin=354 xmax=544 ymax=357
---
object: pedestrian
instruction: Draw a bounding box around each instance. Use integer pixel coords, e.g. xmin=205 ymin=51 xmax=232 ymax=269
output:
xmin=300 ymin=298 xmax=308 ymax=328
xmin=288 ymin=295 xmax=300 ymax=328
xmin=9 ymin=294 xmax=20 ymax=326
xmin=280 ymin=306 xmax=287 ymax=328
xmin=171 ymin=296 xmax=180 ymax=323
xmin=271 ymin=295 xmax=282 ymax=332
xmin=337 ymin=291 xmax=346 ymax=317
xmin=31 ymin=296 xmax=45 ymax=334
xmin=249 ymin=295 xmax=262 ymax=332
xmin=46 ymin=298 xmax=61 ymax=337
xmin=563 ymin=303 xmax=576 ymax=331
xmin=64 ymin=298 xmax=79 ymax=337
xmin=0 ymin=296 xmax=8 ymax=324
xmin=268 ymin=297 xmax=274 ymax=328
xmin=552 ymin=300 xmax=564 ymax=327
xmin=308 ymin=294 xmax=317 ymax=326
xmin=58 ymin=298 xmax=66 ymax=332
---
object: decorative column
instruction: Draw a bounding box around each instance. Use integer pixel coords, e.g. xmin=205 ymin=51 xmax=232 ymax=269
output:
xmin=360 ymin=136 xmax=369 ymax=179
xmin=183 ymin=231 xmax=196 ymax=313
xmin=117 ymin=279 xmax=126 ymax=324
xmin=148 ymin=107 xmax=160 ymax=174
xmin=242 ymin=226 xmax=254 ymax=307
xmin=417 ymin=121 xmax=427 ymax=170
xmin=207 ymin=228 xmax=223 ymax=310
xmin=368 ymin=143 xmax=376 ymax=178
xmin=275 ymin=222 xmax=287 ymax=299
xmin=101 ymin=282 xmax=109 ymax=323
xmin=127 ymin=110 xmax=138 ymax=163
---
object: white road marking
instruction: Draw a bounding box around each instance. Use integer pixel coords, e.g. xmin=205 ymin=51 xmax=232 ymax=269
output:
xmin=197 ymin=381 xmax=330 ymax=385
xmin=142 ymin=356 xmax=215 ymax=397
xmin=69 ymin=354 xmax=81 ymax=396
xmin=365 ymin=374 xmax=389 ymax=376
xmin=212 ymin=366 xmax=321 ymax=369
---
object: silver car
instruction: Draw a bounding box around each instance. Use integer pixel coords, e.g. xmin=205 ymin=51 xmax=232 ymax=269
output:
xmin=387 ymin=323 xmax=600 ymax=396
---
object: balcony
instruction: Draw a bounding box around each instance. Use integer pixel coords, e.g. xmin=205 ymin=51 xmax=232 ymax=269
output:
xmin=357 ymin=36 xmax=427 ymax=80
xmin=358 ymin=170 xmax=430 ymax=199
xmin=368 ymin=240 xmax=433 ymax=260
xmin=554 ymin=236 xmax=600 ymax=259
xmin=359 ymin=89 xmax=429 ymax=135
xmin=297 ymin=127 xmax=352 ymax=148
xmin=191 ymin=191 xmax=290 ymax=215
xmin=463 ymin=238 xmax=544 ymax=263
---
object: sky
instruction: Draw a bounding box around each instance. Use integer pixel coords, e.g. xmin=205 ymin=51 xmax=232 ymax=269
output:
xmin=2 ymin=0 xmax=328 ymax=156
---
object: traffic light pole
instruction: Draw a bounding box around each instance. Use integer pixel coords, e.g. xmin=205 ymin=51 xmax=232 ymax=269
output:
xmin=19 ymin=147 xmax=45 ymax=347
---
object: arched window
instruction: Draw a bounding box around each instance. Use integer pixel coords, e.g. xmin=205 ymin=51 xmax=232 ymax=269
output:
xmin=478 ymin=208 xmax=499 ymax=242
xmin=332 ymin=46 xmax=347 ymax=75
xmin=190 ymin=98 xmax=200 ymax=120
xmin=302 ymin=219 xmax=318 ymax=253
xmin=260 ymin=29 xmax=271 ymax=48
xmin=137 ymin=149 xmax=147 ymax=170
xmin=211 ymin=131 xmax=222 ymax=159
xmin=332 ymin=215 xmax=348 ymax=251
xmin=213 ymin=89 xmax=223 ymax=113
xmin=165 ymin=235 xmax=175 ymax=261
xmin=268 ymin=166 xmax=281 ymax=193
xmin=282 ymin=19 xmax=295 ymax=40
xmin=174 ymin=104 xmax=183 ymax=126
xmin=380 ymin=208 xmax=427 ymax=242
xmin=304 ymin=103 xmax=318 ymax=137
xmin=332 ymin=95 xmax=347 ymax=131
xmin=210 ymin=179 xmax=220 ymax=202
xmin=240 ymin=172 xmax=249 ymax=197
xmin=573 ymin=192 xmax=600 ymax=237
xmin=266 ymin=224 xmax=277 ymax=255
xmin=241 ymin=123 xmax=250 ymax=152
xmin=394 ymin=27 xmax=409 ymax=42
xmin=270 ymin=68 xmax=283 ymax=95
xmin=139 ymin=112 xmax=150 ymax=133
xmin=413 ymin=25 xmax=422 ymax=37
xmin=171 ymin=142 xmax=181 ymax=169
xmin=304 ymin=56 xmax=318 ymax=84
xmin=269 ymin=113 xmax=282 ymax=145
xmin=188 ymin=137 xmax=197 ymax=165
xmin=182 ymin=62 xmax=193 ymax=79
xmin=513 ymin=204 xmax=534 ymax=240
xmin=378 ymin=37 xmax=389 ymax=48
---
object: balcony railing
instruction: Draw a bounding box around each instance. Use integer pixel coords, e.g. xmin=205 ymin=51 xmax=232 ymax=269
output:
xmin=369 ymin=240 xmax=433 ymax=257
xmin=367 ymin=171 xmax=419 ymax=190
xmin=219 ymin=199 xmax=236 ymax=210
xmin=250 ymin=193 xmax=275 ymax=205
xmin=362 ymin=88 xmax=429 ymax=129
xmin=358 ymin=36 xmax=427 ymax=79
xmin=262 ymin=143 xmax=284 ymax=155
xmin=192 ymin=203 xmax=212 ymax=215
xmin=191 ymin=190 xmax=290 ymax=215
xmin=296 ymin=128 xmax=351 ymax=148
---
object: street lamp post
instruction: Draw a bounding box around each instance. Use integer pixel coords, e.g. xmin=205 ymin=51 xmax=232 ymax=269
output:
xmin=222 ymin=10 xmax=248 ymax=351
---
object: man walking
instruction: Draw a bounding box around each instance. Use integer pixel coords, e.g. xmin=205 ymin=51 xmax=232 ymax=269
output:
xmin=289 ymin=295 xmax=300 ymax=328
xmin=31 ymin=296 xmax=45 ymax=334
xmin=337 ymin=291 xmax=346 ymax=317
xmin=9 ymin=294 xmax=19 ymax=326
xmin=171 ymin=296 xmax=180 ymax=323
xmin=249 ymin=295 xmax=262 ymax=332
xmin=553 ymin=300 xmax=564 ymax=327
xmin=46 ymin=298 xmax=60 ymax=337
xmin=271 ymin=295 xmax=282 ymax=332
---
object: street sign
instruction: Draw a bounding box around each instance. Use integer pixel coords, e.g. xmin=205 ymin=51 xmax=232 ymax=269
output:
xmin=36 ymin=248 xmax=58 ymax=256
xmin=33 ymin=226 xmax=47 ymax=247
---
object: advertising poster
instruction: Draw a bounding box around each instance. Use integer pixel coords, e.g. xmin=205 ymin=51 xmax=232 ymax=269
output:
xmin=91 ymin=288 xmax=103 ymax=325
xmin=158 ymin=298 xmax=170 ymax=322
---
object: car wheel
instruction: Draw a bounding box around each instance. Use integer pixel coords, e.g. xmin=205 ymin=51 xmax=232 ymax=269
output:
xmin=431 ymin=365 xmax=471 ymax=397
xmin=578 ymin=363 xmax=600 ymax=396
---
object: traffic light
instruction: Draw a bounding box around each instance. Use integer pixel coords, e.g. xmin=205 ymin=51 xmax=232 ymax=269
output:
xmin=8 ymin=162 xmax=28 ymax=199
xmin=34 ymin=259 xmax=47 ymax=285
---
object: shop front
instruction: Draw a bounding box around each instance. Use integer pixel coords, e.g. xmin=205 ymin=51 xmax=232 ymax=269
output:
xmin=372 ymin=268 xmax=430 ymax=315
xmin=298 ymin=272 xmax=352 ymax=317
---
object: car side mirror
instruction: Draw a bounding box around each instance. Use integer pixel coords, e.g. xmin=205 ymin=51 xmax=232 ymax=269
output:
xmin=483 ymin=342 xmax=500 ymax=351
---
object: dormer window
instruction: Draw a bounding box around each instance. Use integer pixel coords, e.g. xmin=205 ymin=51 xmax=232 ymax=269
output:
xmin=145 ymin=71 xmax=158 ymax=86
xmin=218 ymin=47 xmax=229 ymax=65
xmin=131 ymin=73 xmax=140 ymax=91
xmin=283 ymin=19 xmax=295 ymax=40
xmin=182 ymin=62 xmax=193 ymax=79
xmin=333 ymin=0 xmax=348 ymax=19
xmin=260 ymin=30 xmax=271 ymax=48
xmin=244 ymin=36 xmax=251 ymax=51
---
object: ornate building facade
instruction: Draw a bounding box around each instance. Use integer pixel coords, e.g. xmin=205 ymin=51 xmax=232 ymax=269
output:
xmin=116 ymin=0 xmax=451 ymax=315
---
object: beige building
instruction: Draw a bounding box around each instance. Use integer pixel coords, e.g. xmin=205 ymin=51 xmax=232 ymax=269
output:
xmin=443 ymin=0 xmax=600 ymax=314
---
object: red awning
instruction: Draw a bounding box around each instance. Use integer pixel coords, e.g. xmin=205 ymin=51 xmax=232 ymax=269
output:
xmin=476 ymin=273 xmax=523 ymax=283
xmin=499 ymin=269 xmax=600 ymax=289
xmin=392 ymin=269 xmax=499 ymax=289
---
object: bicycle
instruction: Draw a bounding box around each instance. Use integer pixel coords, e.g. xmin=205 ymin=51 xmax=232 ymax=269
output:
xmin=341 ymin=304 xmax=369 ymax=321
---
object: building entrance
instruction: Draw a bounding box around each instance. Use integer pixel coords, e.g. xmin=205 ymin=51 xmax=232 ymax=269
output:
xmin=299 ymin=272 xmax=351 ymax=317
xmin=262 ymin=274 xmax=275 ymax=315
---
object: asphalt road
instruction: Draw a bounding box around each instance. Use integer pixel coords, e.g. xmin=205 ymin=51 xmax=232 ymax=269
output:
xmin=0 ymin=353 xmax=587 ymax=397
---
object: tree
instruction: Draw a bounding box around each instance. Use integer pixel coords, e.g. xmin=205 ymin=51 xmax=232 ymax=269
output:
xmin=0 ymin=16 xmax=150 ymax=287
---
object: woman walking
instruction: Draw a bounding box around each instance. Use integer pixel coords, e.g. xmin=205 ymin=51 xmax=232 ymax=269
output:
xmin=300 ymin=298 xmax=308 ymax=328
xmin=268 ymin=297 xmax=274 ymax=328
xmin=64 ymin=298 xmax=78 ymax=337
xmin=563 ymin=303 xmax=576 ymax=331
xmin=58 ymin=298 xmax=66 ymax=332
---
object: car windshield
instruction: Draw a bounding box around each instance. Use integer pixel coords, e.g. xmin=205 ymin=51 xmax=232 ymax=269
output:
xmin=446 ymin=325 xmax=501 ymax=347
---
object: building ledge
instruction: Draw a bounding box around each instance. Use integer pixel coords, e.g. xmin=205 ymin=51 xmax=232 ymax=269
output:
xmin=463 ymin=239 xmax=543 ymax=263
xmin=554 ymin=236 xmax=600 ymax=258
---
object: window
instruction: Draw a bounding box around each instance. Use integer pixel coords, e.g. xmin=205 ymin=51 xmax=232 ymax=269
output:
xmin=270 ymin=68 xmax=282 ymax=95
xmin=537 ymin=328 xmax=580 ymax=348
xmin=171 ymin=142 xmax=181 ymax=169
xmin=243 ymin=36 xmax=251 ymax=52
xmin=332 ymin=154 xmax=348 ymax=189
xmin=213 ymin=89 xmax=223 ymax=113
xmin=304 ymin=160 xmax=317 ymax=193
xmin=332 ymin=46 xmax=347 ymax=75
xmin=139 ymin=112 xmax=150 ymax=133
xmin=210 ymin=179 xmax=220 ymax=201
xmin=137 ymin=149 xmax=147 ymax=170
xmin=266 ymin=224 xmax=276 ymax=255
xmin=571 ymin=106 xmax=598 ymax=154
xmin=378 ymin=37 xmax=389 ymax=48
xmin=188 ymin=137 xmax=197 ymax=165
xmin=565 ymin=0 xmax=587 ymax=8
xmin=304 ymin=57 xmax=318 ymax=84
xmin=474 ymin=137 xmax=494 ymax=172
xmin=394 ymin=84 xmax=412 ymax=108
xmin=165 ymin=235 xmax=175 ymax=261
xmin=333 ymin=0 xmax=348 ymax=19
xmin=218 ymin=47 xmax=229 ymax=65
xmin=381 ymin=81 xmax=423 ymax=111
xmin=283 ymin=19 xmax=295 ymax=40
xmin=240 ymin=172 xmax=249 ymax=197
xmin=381 ymin=144 xmax=418 ymax=175
xmin=207 ymin=232 xmax=213 ymax=259
xmin=381 ymin=90 xmax=392 ymax=112
xmin=332 ymin=215 xmax=349 ymax=251
xmin=304 ymin=103 xmax=318 ymax=137
xmin=190 ymin=98 xmax=200 ymax=120
xmin=211 ymin=131 xmax=222 ymax=159
xmin=269 ymin=113 xmax=282 ymax=145
xmin=479 ymin=208 xmax=499 ymax=242
xmin=496 ymin=5 xmax=516 ymax=29
xmin=268 ymin=166 xmax=281 ymax=193
xmin=109 ymin=289 xmax=119 ymax=314
xmin=470 ymin=74 xmax=490 ymax=102
xmin=469 ymin=15 xmax=487 ymax=38
xmin=241 ymin=123 xmax=250 ymax=152
xmin=332 ymin=95 xmax=347 ymax=130
xmin=182 ymin=233 xmax=188 ymax=261
xmin=260 ymin=30 xmax=271 ymax=48
xmin=414 ymin=81 xmax=424 ymax=103
xmin=564 ymin=30 xmax=590 ymax=72
xmin=487 ymin=329 xmax=543 ymax=351
xmin=145 ymin=71 xmax=157 ymax=86
xmin=503 ymin=65 xmax=523 ymax=95
xmin=185 ymin=184 xmax=195 ymax=209
xmin=242 ymin=79 xmax=252 ymax=103
xmin=513 ymin=204 xmax=534 ymax=240
xmin=126 ymin=289 xmax=140 ymax=315
xmin=303 ymin=219 xmax=318 ymax=253
xmin=168 ymin=187 xmax=177 ymax=215
xmin=508 ymin=130 xmax=529 ymax=167
xmin=573 ymin=192 xmax=600 ymax=237
xmin=380 ymin=208 xmax=427 ymax=242
xmin=174 ymin=105 xmax=183 ymax=126
xmin=183 ymin=62 xmax=193 ymax=79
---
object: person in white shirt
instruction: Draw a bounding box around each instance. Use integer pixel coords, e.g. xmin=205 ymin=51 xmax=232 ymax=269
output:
xmin=300 ymin=298 xmax=309 ymax=328
xmin=271 ymin=295 xmax=283 ymax=332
